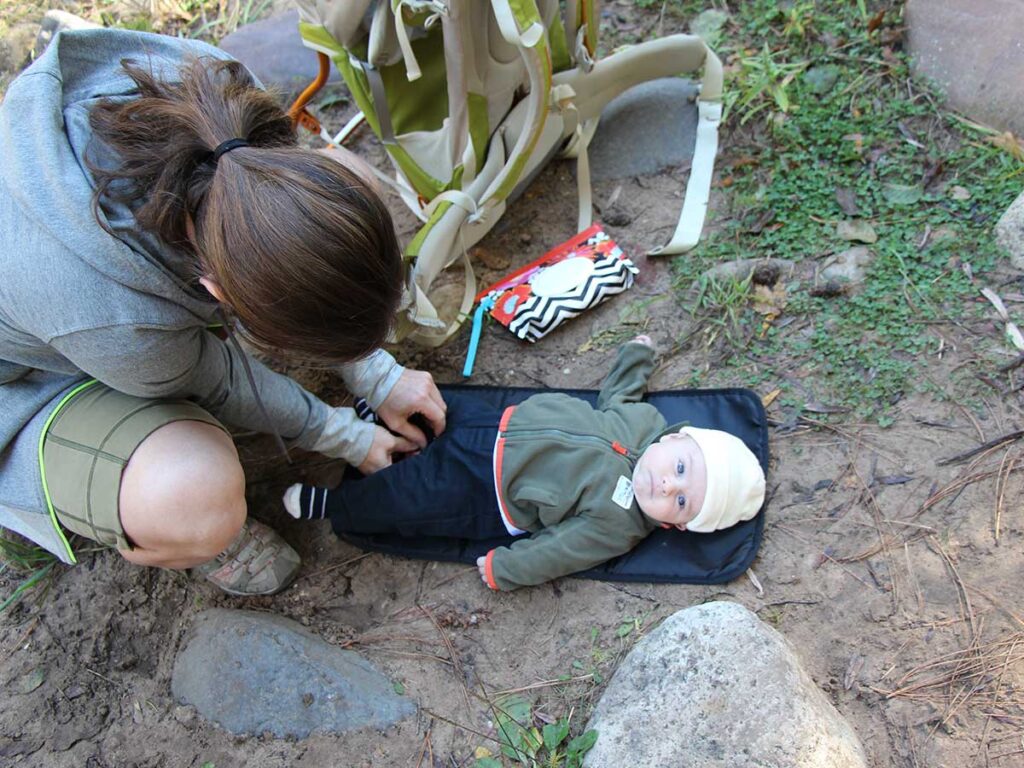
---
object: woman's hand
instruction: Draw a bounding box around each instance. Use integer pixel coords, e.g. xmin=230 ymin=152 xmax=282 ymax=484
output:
xmin=376 ymin=368 xmax=447 ymax=448
xmin=357 ymin=425 xmax=419 ymax=474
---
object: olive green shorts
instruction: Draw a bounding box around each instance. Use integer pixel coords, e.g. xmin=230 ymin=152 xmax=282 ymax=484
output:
xmin=42 ymin=381 xmax=225 ymax=551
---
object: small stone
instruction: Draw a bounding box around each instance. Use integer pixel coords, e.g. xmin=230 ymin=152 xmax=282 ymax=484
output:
xmin=562 ymin=368 xmax=571 ymax=375
xmin=950 ymin=185 xmax=971 ymax=201
xmin=302 ymin=692 xmax=314 ymax=707
xmin=64 ymin=684 xmax=85 ymax=700
xmin=172 ymin=705 xmax=196 ymax=726
xmin=601 ymin=205 xmax=633 ymax=227
xmin=836 ymin=219 xmax=878 ymax=244
xmin=519 ymin=233 xmax=533 ymax=245
xmin=804 ymin=65 xmax=841 ymax=95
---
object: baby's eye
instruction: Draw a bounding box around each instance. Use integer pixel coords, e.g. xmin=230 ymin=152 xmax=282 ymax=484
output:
xmin=677 ymin=494 xmax=687 ymax=509
xmin=676 ymin=460 xmax=685 ymax=475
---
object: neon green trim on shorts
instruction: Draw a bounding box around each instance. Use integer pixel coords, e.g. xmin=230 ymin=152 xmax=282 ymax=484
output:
xmin=38 ymin=378 xmax=101 ymax=564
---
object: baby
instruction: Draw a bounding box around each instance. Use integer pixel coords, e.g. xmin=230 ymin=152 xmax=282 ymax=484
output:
xmin=285 ymin=336 xmax=766 ymax=590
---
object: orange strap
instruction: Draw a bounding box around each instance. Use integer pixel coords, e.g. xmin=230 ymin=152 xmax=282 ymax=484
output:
xmin=287 ymin=52 xmax=331 ymax=134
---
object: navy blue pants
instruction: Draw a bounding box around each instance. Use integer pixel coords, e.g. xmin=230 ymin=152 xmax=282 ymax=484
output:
xmin=304 ymin=392 xmax=511 ymax=540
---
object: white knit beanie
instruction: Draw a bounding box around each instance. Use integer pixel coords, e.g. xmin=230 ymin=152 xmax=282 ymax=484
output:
xmin=680 ymin=427 xmax=765 ymax=533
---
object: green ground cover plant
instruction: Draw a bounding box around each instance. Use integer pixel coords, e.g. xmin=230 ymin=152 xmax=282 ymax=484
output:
xmin=673 ymin=1 xmax=1022 ymax=424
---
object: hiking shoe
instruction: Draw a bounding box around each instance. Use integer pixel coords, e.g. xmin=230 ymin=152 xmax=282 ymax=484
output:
xmin=194 ymin=518 xmax=300 ymax=596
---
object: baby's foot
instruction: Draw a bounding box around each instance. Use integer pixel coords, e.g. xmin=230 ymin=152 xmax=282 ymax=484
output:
xmin=283 ymin=484 xmax=330 ymax=520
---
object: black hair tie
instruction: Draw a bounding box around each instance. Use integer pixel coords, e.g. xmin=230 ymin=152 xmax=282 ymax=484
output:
xmin=210 ymin=137 xmax=249 ymax=163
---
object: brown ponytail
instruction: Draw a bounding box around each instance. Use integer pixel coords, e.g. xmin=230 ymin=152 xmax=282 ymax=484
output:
xmin=88 ymin=56 xmax=403 ymax=363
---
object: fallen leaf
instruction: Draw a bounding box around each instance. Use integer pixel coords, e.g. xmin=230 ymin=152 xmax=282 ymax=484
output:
xmin=752 ymin=282 xmax=788 ymax=315
xmin=981 ymin=287 xmax=1010 ymax=321
xmin=1007 ymin=323 xmax=1024 ymax=351
xmin=876 ymin=475 xmax=914 ymax=485
xmin=761 ymin=388 xmax=782 ymax=408
xmin=837 ymin=220 xmax=878 ymax=244
xmin=844 ymin=654 xmax=866 ymax=690
xmin=18 ymin=668 xmax=45 ymax=694
xmin=867 ymin=9 xmax=886 ymax=32
xmin=882 ymin=182 xmax=924 ymax=206
xmin=950 ymin=185 xmax=971 ymax=200
xmin=987 ymin=132 xmax=1024 ymax=162
xmin=835 ymin=186 xmax=859 ymax=216
xmin=746 ymin=568 xmax=764 ymax=597
xmin=842 ymin=133 xmax=864 ymax=154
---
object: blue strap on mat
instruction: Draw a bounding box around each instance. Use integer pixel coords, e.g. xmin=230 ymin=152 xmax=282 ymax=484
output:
xmin=341 ymin=384 xmax=769 ymax=585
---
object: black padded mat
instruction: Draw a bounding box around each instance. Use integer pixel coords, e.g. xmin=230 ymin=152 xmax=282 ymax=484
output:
xmin=341 ymin=385 xmax=769 ymax=585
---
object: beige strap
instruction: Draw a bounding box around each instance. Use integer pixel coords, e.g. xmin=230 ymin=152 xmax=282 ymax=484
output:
xmin=408 ymin=246 xmax=478 ymax=347
xmin=648 ymin=98 xmax=721 ymax=255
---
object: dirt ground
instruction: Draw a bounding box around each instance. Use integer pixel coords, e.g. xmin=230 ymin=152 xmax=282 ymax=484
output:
xmin=4 ymin=5 xmax=1024 ymax=768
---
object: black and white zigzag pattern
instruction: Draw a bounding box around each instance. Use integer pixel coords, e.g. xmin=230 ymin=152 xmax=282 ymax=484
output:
xmin=507 ymin=252 xmax=638 ymax=342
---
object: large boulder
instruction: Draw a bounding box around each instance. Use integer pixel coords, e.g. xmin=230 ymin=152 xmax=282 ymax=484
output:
xmin=996 ymin=189 xmax=1024 ymax=271
xmin=588 ymin=78 xmax=700 ymax=181
xmin=582 ymin=601 xmax=867 ymax=768
xmin=219 ymin=10 xmax=341 ymax=100
xmin=906 ymin=0 xmax=1024 ymax=134
xmin=171 ymin=609 xmax=414 ymax=738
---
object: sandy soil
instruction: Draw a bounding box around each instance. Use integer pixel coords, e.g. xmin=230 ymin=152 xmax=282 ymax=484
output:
xmin=3 ymin=5 xmax=1024 ymax=768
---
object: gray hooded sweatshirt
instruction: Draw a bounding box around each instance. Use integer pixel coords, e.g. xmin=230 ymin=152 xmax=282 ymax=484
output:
xmin=0 ymin=28 xmax=401 ymax=563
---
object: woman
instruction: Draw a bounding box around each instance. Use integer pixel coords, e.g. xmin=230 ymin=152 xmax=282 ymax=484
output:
xmin=0 ymin=27 xmax=446 ymax=595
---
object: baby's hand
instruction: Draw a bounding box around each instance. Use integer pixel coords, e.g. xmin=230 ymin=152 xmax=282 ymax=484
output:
xmin=476 ymin=556 xmax=489 ymax=586
xmin=630 ymin=334 xmax=653 ymax=349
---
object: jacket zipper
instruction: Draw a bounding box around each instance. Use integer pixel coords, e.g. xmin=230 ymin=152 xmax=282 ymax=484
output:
xmin=501 ymin=426 xmax=639 ymax=462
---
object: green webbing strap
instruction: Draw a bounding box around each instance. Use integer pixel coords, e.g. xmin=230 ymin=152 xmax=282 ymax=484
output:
xmin=38 ymin=378 xmax=101 ymax=564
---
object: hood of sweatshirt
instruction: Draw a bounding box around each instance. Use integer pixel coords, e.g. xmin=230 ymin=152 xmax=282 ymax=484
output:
xmin=0 ymin=28 xmax=232 ymax=316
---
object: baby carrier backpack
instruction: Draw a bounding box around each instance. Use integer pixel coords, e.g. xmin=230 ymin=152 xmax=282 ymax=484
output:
xmin=289 ymin=0 xmax=722 ymax=346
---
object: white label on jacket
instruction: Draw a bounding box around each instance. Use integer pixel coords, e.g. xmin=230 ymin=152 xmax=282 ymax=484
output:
xmin=612 ymin=476 xmax=635 ymax=509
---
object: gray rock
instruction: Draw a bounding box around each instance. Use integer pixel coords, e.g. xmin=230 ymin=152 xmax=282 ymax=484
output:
xmin=219 ymin=10 xmax=341 ymax=100
xmin=996 ymin=189 xmax=1024 ymax=270
xmin=804 ymin=65 xmax=841 ymax=96
xmin=589 ymin=78 xmax=700 ymax=181
xmin=820 ymin=246 xmax=875 ymax=287
xmin=582 ymin=602 xmax=867 ymax=768
xmin=171 ymin=609 xmax=414 ymax=738
xmin=906 ymin=0 xmax=1024 ymax=135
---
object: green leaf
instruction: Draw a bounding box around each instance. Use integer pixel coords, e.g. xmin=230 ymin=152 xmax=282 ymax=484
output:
xmin=201 ymin=763 xmax=215 ymax=768
xmin=566 ymin=729 xmax=599 ymax=759
xmin=881 ymin=182 xmax=924 ymax=206
xmin=615 ymin=621 xmax=634 ymax=638
xmin=543 ymin=720 xmax=570 ymax=752
xmin=393 ymin=681 xmax=405 ymax=695
xmin=495 ymin=696 xmax=539 ymax=764
xmin=19 ymin=668 xmax=45 ymax=694
xmin=475 ymin=759 xmax=502 ymax=768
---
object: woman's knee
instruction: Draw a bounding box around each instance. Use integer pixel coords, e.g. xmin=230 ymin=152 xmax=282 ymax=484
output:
xmin=119 ymin=420 xmax=246 ymax=565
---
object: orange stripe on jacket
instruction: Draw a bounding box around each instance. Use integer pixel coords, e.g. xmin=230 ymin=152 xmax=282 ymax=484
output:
xmin=484 ymin=550 xmax=498 ymax=590
xmin=493 ymin=405 xmax=525 ymax=535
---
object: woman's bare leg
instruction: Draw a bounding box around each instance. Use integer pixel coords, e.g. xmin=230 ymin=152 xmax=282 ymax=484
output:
xmin=117 ymin=420 xmax=246 ymax=569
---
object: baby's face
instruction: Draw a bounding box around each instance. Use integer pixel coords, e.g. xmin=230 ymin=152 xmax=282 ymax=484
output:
xmin=632 ymin=432 xmax=707 ymax=529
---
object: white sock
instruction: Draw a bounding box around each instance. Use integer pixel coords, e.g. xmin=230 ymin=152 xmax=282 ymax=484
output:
xmin=282 ymin=484 xmax=303 ymax=519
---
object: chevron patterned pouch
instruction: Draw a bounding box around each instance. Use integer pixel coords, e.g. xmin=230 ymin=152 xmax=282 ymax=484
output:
xmin=463 ymin=224 xmax=639 ymax=376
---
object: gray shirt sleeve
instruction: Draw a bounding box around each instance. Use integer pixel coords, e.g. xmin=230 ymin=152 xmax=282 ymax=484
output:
xmin=334 ymin=348 xmax=405 ymax=410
